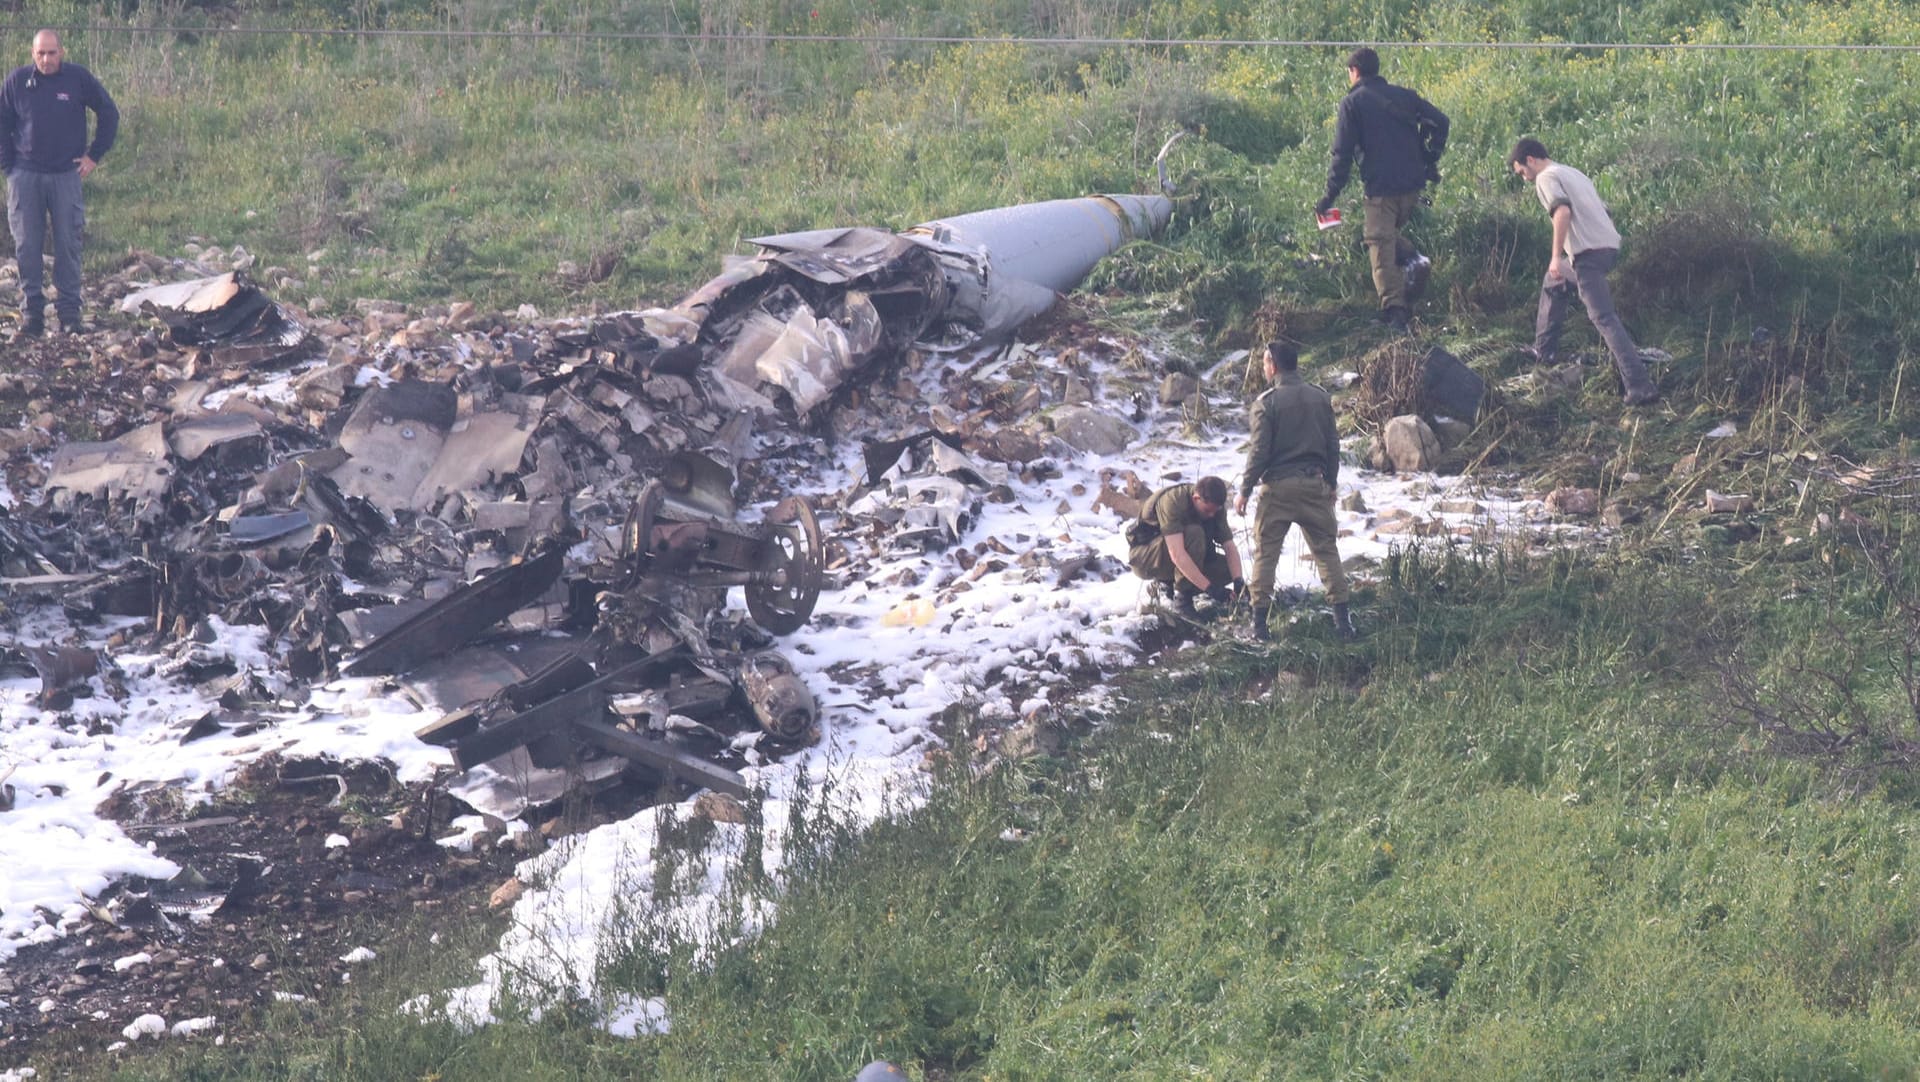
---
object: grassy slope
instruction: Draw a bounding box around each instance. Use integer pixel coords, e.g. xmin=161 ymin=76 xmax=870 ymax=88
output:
xmin=28 ymin=0 xmax=1920 ymax=1078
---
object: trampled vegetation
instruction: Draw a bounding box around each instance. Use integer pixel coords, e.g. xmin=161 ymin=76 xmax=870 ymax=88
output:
xmin=23 ymin=0 xmax=1920 ymax=1078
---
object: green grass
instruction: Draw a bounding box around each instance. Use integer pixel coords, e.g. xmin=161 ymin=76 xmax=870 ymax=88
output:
xmin=34 ymin=0 xmax=1920 ymax=381
xmin=22 ymin=0 xmax=1920 ymax=1078
xmin=91 ymin=547 xmax=1920 ymax=1080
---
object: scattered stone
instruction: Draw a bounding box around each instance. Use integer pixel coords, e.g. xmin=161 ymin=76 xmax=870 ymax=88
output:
xmin=1158 ymin=371 xmax=1200 ymax=405
xmin=1379 ymin=415 xmax=1441 ymax=473
xmin=970 ymin=428 xmax=1048 ymax=465
xmin=996 ymin=717 xmax=1063 ymax=760
xmin=1546 ymin=487 xmax=1600 ymax=516
xmin=122 ymin=1013 xmax=167 ymax=1041
xmin=1046 ymin=405 xmax=1136 ymax=456
xmin=488 ymin=878 xmax=526 ymax=910
xmin=692 ymin=791 xmax=747 ymax=824
xmin=1431 ymin=416 xmax=1472 ymax=450
xmin=1704 ymin=490 xmax=1756 ymax=514
xmin=1539 ymin=363 xmax=1585 ymax=400
xmin=1602 ymin=500 xmax=1643 ymax=528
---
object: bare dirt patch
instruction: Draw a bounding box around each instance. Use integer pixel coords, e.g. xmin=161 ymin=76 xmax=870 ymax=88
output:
xmin=0 ymin=756 xmax=528 ymax=1070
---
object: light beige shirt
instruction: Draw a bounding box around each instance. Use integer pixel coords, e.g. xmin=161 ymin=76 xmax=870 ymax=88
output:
xmin=1534 ymin=161 xmax=1622 ymax=257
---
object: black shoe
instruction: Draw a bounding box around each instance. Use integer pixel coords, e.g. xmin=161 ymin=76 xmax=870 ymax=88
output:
xmin=1173 ymin=587 xmax=1200 ymax=619
xmin=1330 ymin=602 xmax=1358 ymax=641
xmin=1401 ymin=253 xmax=1432 ymax=304
xmin=59 ymin=317 xmax=83 ymax=336
xmin=18 ymin=313 xmax=43 ymax=339
xmin=1380 ymin=306 xmax=1411 ymax=333
xmin=1250 ymin=602 xmax=1272 ymax=642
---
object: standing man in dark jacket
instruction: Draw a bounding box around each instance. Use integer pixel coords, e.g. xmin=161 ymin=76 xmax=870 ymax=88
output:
xmin=1 ymin=29 xmax=118 ymax=338
xmin=1235 ymin=343 xmax=1354 ymax=641
xmin=1315 ymin=47 xmax=1447 ymax=333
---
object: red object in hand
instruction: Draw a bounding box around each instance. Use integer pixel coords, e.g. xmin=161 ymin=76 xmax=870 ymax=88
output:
xmin=1316 ymin=209 xmax=1343 ymax=230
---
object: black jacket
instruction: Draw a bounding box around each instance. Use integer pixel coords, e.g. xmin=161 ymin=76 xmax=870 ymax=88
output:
xmin=1321 ymin=75 xmax=1448 ymax=205
xmin=0 ymin=62 xmax=118 ymax=174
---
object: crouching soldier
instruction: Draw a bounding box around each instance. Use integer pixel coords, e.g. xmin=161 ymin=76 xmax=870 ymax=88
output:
xmin=1127 ymin=475 xmax=1244 ymax=617
xmin=1235 ymin=343 xmax=1355 ymax=641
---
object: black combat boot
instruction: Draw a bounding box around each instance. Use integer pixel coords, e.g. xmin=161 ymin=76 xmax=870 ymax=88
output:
xmin=1249 ymin=601 xmax=1272 ymax=642
xmin=1330 ymin=602 xmax=1357 ymax=641
xmin=1401 ymin=252 xmax=1431 ymax=304
xmin=19 ymin=311 xmax=43 ymax=338
xmin=1173 ymin=584 xmax=1199 ymax=618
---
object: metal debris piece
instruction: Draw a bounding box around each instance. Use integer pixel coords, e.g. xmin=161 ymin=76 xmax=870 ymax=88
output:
xmin=418 ymin=649 xmax=749 ymax=798
xmin=1419 ymin=346 xmax=1486 ymax=423
xmin=656 ymin=193 xmax=1171 ymax=421
xmin=344 ymin=540 xmax=567 ymax=676
xmin=7 ymin=186 xmax=1181 ymax=820
xmin=225 ymin=511 xmax=312 ymax=546
xmin=118 ymin=271 xmax=310 ymax=365
xmin=619 ymin=479 xmax=825 ymax=637
xmin=168 ymin=413 xmax=266 ymax=464
xmin=738 ymin=651 xmax=817 ymax=742
xmin=24 ymin=645 xmax=101 ymax=708
xmin=328 ymin=380 xmax=458 ymax=511
xmin=48 ymin=422 xmax=172 ymax=517
xmin=905 ymin=194 xmax=1173 ymax=344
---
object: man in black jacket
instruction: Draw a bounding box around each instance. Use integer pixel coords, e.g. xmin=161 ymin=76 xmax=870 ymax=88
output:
xmin=1315 ymin=47 xmax=1447 ymax=332
xmin=1 ymin=29 xmax=118 ymax=338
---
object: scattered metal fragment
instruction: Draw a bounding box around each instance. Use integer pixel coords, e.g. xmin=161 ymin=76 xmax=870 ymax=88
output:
xmin=344 ymin=540 xmax=567 ymax=677
xmin=118 ymin=271 xmax=311 ymax=366
xmin=9 ymin=188 xmax=1172 ymax=821
xmin=48 ymin=422 xmax=172 ymax=517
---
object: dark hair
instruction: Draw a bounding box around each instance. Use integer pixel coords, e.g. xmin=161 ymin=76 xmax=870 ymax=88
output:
xmin=1195 ymin=476 xmax=1229 ymax=505
xmin=1346 ymin=47 xmax=1379 ymax=77
xmin=1265 ymin=342 xmax=1299 ymax=372
xmin=1508 ymin=137 xmax=1549 ymax=167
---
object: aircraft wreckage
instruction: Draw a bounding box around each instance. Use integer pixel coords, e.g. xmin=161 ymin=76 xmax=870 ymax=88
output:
xmin=1 ymin=190 xmax=1172 ymax=808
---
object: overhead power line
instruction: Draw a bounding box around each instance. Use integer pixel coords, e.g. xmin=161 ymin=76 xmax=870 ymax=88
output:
xmin=15 ymin=25 xmax=1920 ymax=52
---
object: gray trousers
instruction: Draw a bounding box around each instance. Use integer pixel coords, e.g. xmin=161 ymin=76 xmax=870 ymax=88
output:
xmin=7 ymin=168 xmax=85 ymax=321
xmin=1533 ymin=246 xmax=1654 ymax=398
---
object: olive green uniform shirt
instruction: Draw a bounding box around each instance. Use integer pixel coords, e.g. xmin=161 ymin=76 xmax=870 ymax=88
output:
xmin=1240 ymin=371 xmax=1339 ymax=502
xmin=1127 ymin=482 xmax=1232 ymax=588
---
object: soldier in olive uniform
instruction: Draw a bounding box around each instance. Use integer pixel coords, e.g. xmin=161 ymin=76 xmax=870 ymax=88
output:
xmin=1235 ymin=344 xmax=1354 ymax=640
xmin=1127 ymin=475 xmax=1244 ymax=615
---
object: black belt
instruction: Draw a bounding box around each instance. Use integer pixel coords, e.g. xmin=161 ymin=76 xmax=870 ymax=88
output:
xmin=1265 ymin=464 xmax=1324 ymax=483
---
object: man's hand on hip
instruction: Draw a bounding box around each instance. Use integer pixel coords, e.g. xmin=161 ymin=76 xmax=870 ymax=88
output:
xmin=76 ymin=155 xmax=97 ymax=180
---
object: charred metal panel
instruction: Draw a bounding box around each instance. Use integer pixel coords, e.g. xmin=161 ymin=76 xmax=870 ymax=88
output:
xmin=344 ymin=541 xmax=566 ymax=676
xmin=329 ymin=381 xmax=459 ymax=511
xmin=48 ymin=422 xmax=172 ymax=516
xmin=117 ymin=271 xmax=310 ymax=364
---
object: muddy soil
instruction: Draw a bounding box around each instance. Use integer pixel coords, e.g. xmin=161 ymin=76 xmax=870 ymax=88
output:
xmin=0 ymin=756 xmax=538 ymax=1071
